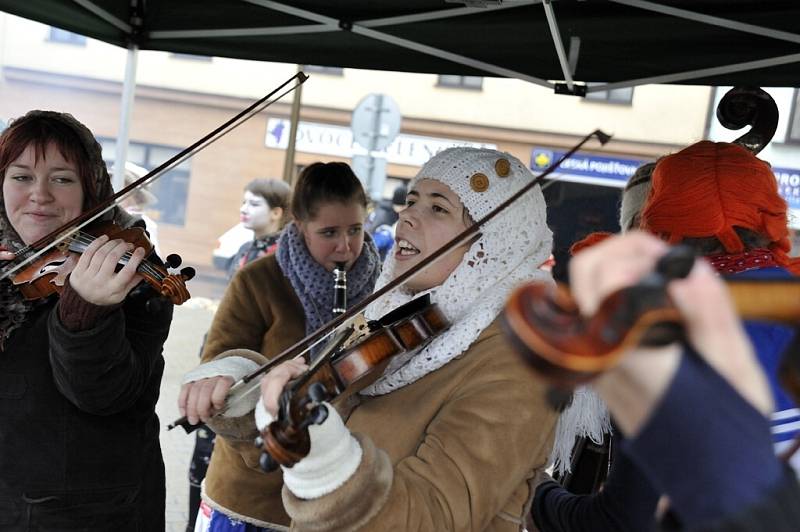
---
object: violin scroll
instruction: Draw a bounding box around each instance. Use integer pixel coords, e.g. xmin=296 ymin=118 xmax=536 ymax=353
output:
xmin=716 ymin=86 xmax=778 ymax=155
xmin=502 ymin=246 xmax=696 ymax=387
xmin=257 ymin=381 xmax=331 ymax=472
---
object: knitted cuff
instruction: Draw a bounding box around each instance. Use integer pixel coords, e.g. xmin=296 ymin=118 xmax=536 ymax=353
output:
xmin=255 ymin=396 xmax=273 ymax=432
xmin=182 ymin=356 xmax=260 ymax=385
xmin=280 ymin=402 xmax=363 ymax=500
xmin=57 ymin=280 xmax=119 ymax=331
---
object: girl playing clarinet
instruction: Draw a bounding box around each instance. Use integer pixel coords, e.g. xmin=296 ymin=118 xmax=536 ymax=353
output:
xmin=179 ymin=162 xmax=381 ymax=531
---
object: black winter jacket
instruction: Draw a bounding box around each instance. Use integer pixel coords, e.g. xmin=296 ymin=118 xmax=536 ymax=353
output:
xmin=0 ymin=282 xmax=172 ymax=531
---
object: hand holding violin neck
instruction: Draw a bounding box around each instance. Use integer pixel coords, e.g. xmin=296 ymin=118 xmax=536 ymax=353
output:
xmin=258 ymin=382 xmax=330 ymax=471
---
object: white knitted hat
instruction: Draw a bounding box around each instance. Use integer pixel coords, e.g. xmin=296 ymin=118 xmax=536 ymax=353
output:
xmin=415 ymin=147 xmax=533 ymax=221
xmin=362 ymin=147 xmax=553 ymax=395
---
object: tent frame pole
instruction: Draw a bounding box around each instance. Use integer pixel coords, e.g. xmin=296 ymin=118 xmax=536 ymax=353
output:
xmin=612 ymin=0 xmax=800 ymax=45
xmin=542 ymin=0 xmax=575 ymax=92
xmin=282 ymin=65 xmax=303 ymax=186
xmin=112 ymin=43 xmax=138 ymax=191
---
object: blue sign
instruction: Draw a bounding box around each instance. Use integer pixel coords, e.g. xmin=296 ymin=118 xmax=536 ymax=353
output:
xmin=531 ymin=147 xmax=646 ymax=187
xmin=774 ymin=166 xmax=800 ymax=210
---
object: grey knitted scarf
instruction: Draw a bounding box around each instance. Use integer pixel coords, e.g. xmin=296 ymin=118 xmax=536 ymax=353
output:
xmin=276 ymin=222 xmax=380 ymax=339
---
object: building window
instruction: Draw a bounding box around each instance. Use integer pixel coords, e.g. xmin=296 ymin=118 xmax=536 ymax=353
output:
xmin=47 ymin=27 xmax=87 ymax=46
xmin=302 ymin=65 xmax=344 ymax=76
xmin=99 ymin=138 xmax=191 ymax=226
xmin=585 ymin=85 xmax=634 ymax=105
xmin=437 ymin=75 xmax=483 ymax=90
xmin=788 ymin=89 xmax=800 ymax=144
xmin=170 ymin=52 xmax=213 ymax=62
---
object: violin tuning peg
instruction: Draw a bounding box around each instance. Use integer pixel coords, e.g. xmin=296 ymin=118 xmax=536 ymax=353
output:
xmin=166 ymin=253 xmax=182 ymax=268
xmin=307 ymin=382 xmax=328 ymax=404
xmin=311 ymin=404 xmax=329 ymax=426
xmin=180 ymin=266 xmax=196 ymax=281
xmin=656 ymin=245 xmax=696 ymax=280
xmin=259 ymin=451 xmax=279 ymax=472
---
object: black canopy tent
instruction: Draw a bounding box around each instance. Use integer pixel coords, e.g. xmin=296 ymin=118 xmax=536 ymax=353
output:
xmin=2 ymin=1 xmax=799 ymax=188
xmin=2 ymin=1 xmax=798 ymax=280
xmin=1 ymin=0 xmax=800 ymax=91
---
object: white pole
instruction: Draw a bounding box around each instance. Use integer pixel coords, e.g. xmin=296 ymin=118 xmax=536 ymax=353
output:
xmin=113 ymin=43 xmax=139 ymax=191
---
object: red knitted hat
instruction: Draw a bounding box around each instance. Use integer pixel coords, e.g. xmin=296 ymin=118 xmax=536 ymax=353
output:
xmin=641 ymin=141 xmax=791 ymax=264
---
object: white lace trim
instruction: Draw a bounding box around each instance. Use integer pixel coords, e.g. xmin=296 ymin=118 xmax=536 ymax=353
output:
xmin=548 ymin=386 xmax=612 ymax=475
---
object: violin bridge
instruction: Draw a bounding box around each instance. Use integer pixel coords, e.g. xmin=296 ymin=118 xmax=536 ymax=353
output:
xmin=341 ymin=314 xmax=371 ymax=348
xmin=56 ymin=228 xmax=80 ymax=252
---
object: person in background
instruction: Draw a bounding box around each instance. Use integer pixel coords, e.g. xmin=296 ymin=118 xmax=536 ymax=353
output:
xmin=185 ymin=177 xmax=292 ymax=531
xmin=0 ymin=110 xmax=172 ymax=530
xmin=227 ymin=178 xmax=292 ymax=280
xmin=179 ymin=162 xmax=381 ymax=531
xmin=366 ymin=182 xmax=407 ymax=261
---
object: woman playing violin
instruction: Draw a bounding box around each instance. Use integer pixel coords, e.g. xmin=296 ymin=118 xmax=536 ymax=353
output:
xmin=0 ymin=111 xmax=173 ymax=530
xmin=253 ymin=148 xmax=557 ymax=531
xmin=179 ymin=162 xmax=381 ymax=531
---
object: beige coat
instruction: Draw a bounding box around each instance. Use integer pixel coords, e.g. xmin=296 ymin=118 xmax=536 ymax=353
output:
xmin=202 ymin=254 xmax=558 ymax=530
xmin=285 ymin=320 xmax=558 ymax=531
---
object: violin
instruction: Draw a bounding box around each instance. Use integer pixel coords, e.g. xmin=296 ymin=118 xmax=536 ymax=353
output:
xmin=8 ymin=220 xmax=195 ymax=305
xmin=502 ymin=246 xmax=800 ymax=389
xmin=257 ymin=294 xmax=449 ymax=471
xmin=716 ymin=86 xmax=779 ymax=155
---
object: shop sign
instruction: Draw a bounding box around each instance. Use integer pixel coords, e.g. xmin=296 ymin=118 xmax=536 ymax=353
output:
xmin=530 ymin=147 xmax=646 ymax=188
xmin=774 ymin=167 xmax=800 ymax=209
xmin=266 ymin=118 xmax=495 ymax=167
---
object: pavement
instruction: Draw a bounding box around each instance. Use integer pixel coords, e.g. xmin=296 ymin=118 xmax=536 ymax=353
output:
xmin=156 ymin=274 xmax=224 ymax=532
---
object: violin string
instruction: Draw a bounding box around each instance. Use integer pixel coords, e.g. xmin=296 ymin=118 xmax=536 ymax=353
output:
xmin=0 ymin=73 xmax=307 ymax=282
xmin=68 ymin=232 xmax=165 ymax=281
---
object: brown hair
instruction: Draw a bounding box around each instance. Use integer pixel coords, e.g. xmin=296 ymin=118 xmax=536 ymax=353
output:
xmin=0 ymin=113 xmax=99 ymax=208
xmin=245 ymin=178 xmax=292 ymax=228
xmin=291 ymin=162 xmax=367 ymax=222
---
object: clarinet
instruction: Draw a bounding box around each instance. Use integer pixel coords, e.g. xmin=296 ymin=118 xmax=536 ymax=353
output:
xmin=332 ymin=262 xmax=347 ymax=316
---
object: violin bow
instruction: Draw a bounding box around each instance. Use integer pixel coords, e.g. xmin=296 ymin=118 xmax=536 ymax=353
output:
xmin=0 ymin=71 xmax=308 ymax=281
xmin=168 ymin=129 xmax=612 ymax=431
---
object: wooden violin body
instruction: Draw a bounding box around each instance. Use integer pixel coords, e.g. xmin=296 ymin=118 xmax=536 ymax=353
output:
xmin=258 ymin=295 xmax=449 ymax=471
xmin=503 ymin=277 xmax=800 ymax=388
xmin=8 ymin=220 xmax=194 ymax=305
